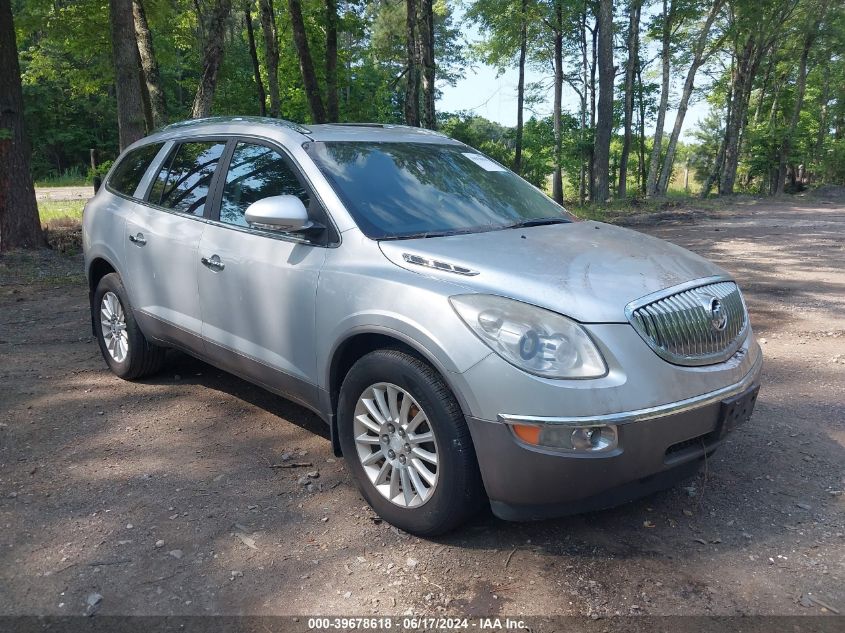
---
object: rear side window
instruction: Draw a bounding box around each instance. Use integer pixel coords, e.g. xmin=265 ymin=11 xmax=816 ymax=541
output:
xmin=108 ymin=143 xmax=163 ymax=197
xmin=148 ymin=141 xmax=227 ymax=216
xmin=219 ymin=142 xmax=309 ymax=227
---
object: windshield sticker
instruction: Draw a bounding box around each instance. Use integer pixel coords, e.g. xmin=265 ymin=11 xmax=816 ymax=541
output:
xmin=462 ymin=152 xmax=507 ymax=172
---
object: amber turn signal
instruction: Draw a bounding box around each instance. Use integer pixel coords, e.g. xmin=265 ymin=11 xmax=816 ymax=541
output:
xmin=512 ymin=424 xmax=541 ymax=445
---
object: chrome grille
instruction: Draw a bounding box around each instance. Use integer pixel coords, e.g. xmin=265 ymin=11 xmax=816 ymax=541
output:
xmin=626 ymin=279 xmax=748 ymax=366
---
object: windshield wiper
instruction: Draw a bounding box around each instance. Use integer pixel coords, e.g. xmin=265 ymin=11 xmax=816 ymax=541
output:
xmin=505 ymin=217 xmax=571 ymax=229
xmin=382 ymin=226 xmax=496 ymax=240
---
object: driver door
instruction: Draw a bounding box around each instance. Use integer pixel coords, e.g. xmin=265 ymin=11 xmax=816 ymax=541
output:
xmin=197 ymin=140 xmax=327 ymax=411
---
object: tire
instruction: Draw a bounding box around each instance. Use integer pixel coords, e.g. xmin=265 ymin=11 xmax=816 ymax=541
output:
xmin=93 ymin=272 xmax=166 ymax=380
xmin=338 ymin=349 xmax=484 ymax=536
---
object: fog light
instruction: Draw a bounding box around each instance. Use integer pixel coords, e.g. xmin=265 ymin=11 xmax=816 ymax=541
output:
xmin=510 ymin=423 xmax=618 ymax=452
xmin=571 ymin=427 xmax=599 ymax=450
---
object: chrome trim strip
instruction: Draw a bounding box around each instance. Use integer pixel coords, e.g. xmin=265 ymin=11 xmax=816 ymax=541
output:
xmin=498 ymin=350 xmax=762 ymax=427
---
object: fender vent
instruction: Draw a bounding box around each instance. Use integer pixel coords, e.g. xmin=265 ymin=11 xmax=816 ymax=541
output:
xmin=402 ymin=253 xmax=479 ymax=276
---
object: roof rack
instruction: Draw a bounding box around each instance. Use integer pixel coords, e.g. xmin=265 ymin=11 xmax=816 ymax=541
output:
xmin=159 ymin=116 xmax=311 ymax=135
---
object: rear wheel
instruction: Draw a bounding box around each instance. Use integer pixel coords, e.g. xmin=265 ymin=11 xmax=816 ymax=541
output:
xmin=93 ymin=273 xmax=166 ymax=379
xmin=338 ymin=349 xmax=483 ymax=536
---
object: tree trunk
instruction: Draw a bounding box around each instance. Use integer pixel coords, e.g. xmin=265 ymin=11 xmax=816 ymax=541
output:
xmin=646 ymin=0 xmax=672 ymax=197
xmin=702 ymin=68 xmax=732 ymax=198
xmin=244 ymin=2 xmax=266 ymax=116
xmin=578 ymin=2 xmax=588 ymax=205
xmin=593 ymin=0 xmax=613 ymax=202
xmin=552 ymin=1 xmax=564 ymax=204
xmin=618 ymin=0 xmax=640 ymax=198
xmin=132 ymin=0 xmax=167 ymax=128
xmin=513 ymin=0 xmax=527 ymax=173
xmin=719 ymin=35 xmax=757 ymax=195
xmin=418 ymin=0 xmax=436 ymax=129
xmin=776 ymin=6 xmax=826 ymax=194
xmin=258 ymin=0 xmax=280 ymax=117
xmin=719 ymin=0 xmax=798 ymax=196
xmin=588 ymin=21 xmax=597 ymax=201
xmin=656 ymin=0 xmax=723 ymax=195
xmin=404 ymin=0 xmax=420 ymax=126
xmin=110 ymin=0 xmax=146 ymax=148
xmin=812 ymin=64 xmax=830 ymax=167
xmin=191 ymin=0 xmax=232 ymax=119
xmin=636 ymin=58 xmax=647 ymax=194
xmin=288 ymin=0 xmax=326 ymax=123
xmin=325 ymin=0 xmax=339 ymax=122
xmin=0 ymin=0 xmax=45 ymax=250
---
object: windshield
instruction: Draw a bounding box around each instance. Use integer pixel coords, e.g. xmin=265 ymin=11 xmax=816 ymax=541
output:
xmin=304 ymin=141 xmax=574 ymax=239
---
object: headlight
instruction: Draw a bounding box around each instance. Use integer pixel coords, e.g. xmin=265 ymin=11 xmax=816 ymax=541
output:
xmin=449 ymin=294 xmax=607 ymax=379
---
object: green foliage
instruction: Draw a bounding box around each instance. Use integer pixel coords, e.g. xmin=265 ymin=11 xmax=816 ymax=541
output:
xmin=11 ymin=0 xmax=845 ymax=193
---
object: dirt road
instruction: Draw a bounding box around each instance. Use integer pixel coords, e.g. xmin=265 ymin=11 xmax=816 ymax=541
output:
xmin=0 ymin=196 xmax=842 ymax=617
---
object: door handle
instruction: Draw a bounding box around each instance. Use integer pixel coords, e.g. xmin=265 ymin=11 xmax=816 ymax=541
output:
xmin=128 ymin=232 xmax=146 ymax=246
xmin=201 ymin=255 xmax=225 ymax=271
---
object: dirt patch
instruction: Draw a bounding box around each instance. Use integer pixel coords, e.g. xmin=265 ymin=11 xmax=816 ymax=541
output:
xmin=0 ymin=197 xmax=842 ymax=617
xmin=807 ymin=185 xmax=845 ymax=202
xmin=35 ymin=186 xmax=95 ymax=202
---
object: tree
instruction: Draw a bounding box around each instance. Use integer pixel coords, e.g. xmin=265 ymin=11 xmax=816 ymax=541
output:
xmin=718 ymin=0 xmax=797 ymax=195
xmin=0 ymin=0 xmax=45 ymax=250
xmin=776 ymin=0 xmax=829 ymax=193
xmin=192 ymin=0 xmax=234 ymax=118
xmin=465 ymin=0 xmax=535 ymax=173
xmin=132 ymin=0 xmax=167 ymax=129
xmin=404 ymin=0 xmax=421 ymax=125
xmin=656 ymin=0 xmax=726 ymax=196
xmin=418 ymin=0 xmax=436 ymax=129
xmin=110 ymin=0 xmax=146 ymax=148
xmin=244 ymin=1 xmax=267 ymax=116
xmin=645 ymin=0 xmax=675 ymax=197
xmin=288 ymin=0 xmax=326 ymax=123
xmin=325 ymin=0 xmax=339 ymax=121
xmin=551 ymin=0 xmax=564 ymax=203
xmin=593 ymin=0 xmax=614 ymax=202
xmin=618 ymin=0 xmax=641 ymax=198
xmin=515 ymin=0 xmax=528 ymax=172
xmin=258 ymin=0 xmax=280 ymax=117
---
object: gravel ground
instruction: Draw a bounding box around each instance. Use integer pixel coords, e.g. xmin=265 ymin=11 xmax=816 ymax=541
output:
xmin=0 ymin=195 xmax=842 ymax=618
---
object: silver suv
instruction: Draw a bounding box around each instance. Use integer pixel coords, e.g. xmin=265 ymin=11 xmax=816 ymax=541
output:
xmin=83 ymin=117 xmax=762 ymax=535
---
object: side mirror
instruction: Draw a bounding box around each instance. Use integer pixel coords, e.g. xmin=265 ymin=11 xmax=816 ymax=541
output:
xmin=244 ymin=195 xmax=313 ymax=232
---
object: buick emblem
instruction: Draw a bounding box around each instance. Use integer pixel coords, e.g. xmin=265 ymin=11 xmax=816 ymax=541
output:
xmin=708 ymin=297 xmax=728 ymax=331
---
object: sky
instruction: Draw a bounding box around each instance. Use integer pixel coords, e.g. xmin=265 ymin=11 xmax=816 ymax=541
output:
xmin=438 ymin=18 xmax=712 ymax=140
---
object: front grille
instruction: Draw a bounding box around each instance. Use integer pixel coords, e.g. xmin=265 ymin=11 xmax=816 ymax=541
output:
xmin=626 ymin=279 xmax=748 ymax=366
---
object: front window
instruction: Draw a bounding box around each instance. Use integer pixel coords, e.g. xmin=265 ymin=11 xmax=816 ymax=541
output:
xmin=304 ymin=141 xmax=574 ymax=239
xmin=219 ymin=142 xmax=309 ymax=228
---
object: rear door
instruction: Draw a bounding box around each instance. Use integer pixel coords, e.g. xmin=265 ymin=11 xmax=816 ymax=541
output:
xmin=197 ymin=140 xmax=329 ymax=410
xmin=124 ymin=139 xmax=229 ymax=349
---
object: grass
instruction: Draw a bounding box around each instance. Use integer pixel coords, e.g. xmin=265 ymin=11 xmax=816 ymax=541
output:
xmin=38 ymin=199 xmax=85 ymax=227
xmin=34 ymin=166 xmax=90 ymax=188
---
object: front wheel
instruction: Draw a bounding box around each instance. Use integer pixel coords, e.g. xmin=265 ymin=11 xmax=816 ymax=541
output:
xmin=338 ymin=349 xmax=484 ymax=536
xmin=93 ymin=273 xmax=166 ymax=379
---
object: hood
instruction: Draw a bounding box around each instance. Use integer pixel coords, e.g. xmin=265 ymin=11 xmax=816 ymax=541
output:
xmin=378 ymin=221 xmax=729 ymax=323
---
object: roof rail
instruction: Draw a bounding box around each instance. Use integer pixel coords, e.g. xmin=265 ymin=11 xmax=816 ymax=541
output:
xmin=159 ymin=116 xmax=311 ymax=135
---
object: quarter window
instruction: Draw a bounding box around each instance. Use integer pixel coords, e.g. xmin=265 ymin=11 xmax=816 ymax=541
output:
xmin=219 ymin=142 xmax=309 ymax=228
xmin=149 ymin=141 xmax=227 ymax=216
xmin=108 ymin=143 xmax=163 ymax=197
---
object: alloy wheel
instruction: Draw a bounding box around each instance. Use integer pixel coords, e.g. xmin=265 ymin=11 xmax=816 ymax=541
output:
xmin=100 ymin=291 xmax=129 ymax=363
xmin=353 ymin=382 xmax=439 ymax=507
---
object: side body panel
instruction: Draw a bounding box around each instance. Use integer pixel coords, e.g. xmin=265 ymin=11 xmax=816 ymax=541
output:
xmin=197 ymin=224 xmax=326 ymax=412
xmin=315 ymin=228 xmax=493 ymax=418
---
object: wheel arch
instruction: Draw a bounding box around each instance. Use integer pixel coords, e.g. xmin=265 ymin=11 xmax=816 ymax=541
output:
xmin=87 ymin=257 xmax=118 ymax=336
xmin=326 ymin=329 xmax=475 ymax=457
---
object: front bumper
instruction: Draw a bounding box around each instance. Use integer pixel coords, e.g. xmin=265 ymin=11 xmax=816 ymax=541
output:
xmin=467 ymin=352 xmax=763 ymax=521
